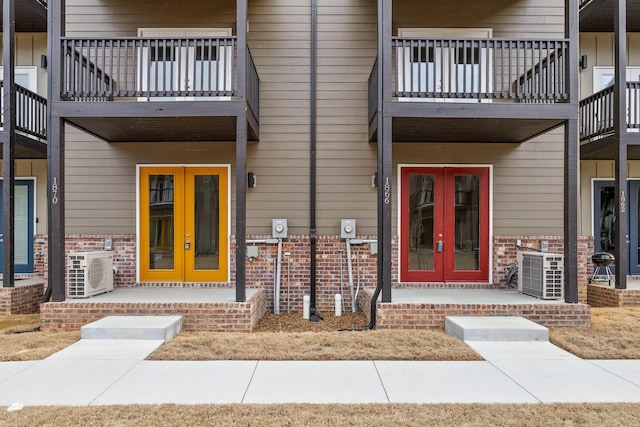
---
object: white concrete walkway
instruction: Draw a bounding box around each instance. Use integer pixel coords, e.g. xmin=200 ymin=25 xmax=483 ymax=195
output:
xmin=2 ymin=340 xmax=640 ymax=406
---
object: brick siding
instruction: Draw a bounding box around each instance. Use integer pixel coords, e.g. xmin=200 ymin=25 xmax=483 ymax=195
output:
xmin=0 ymin=281 xmax=44 ymax=314
xmin=37 ymin=233 xmax=599 ymax=329
xmin=587 ymin=284 xmax=640 ymax=307
xmin=40 ymin=288 xmax=266 ymax=332
xmin=362 ymin=288 xmax=591 ymax=329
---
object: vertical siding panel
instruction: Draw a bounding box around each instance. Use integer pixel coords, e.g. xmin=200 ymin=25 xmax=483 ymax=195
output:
xmin=316 ymin=0 xmax=377 ymax=234
xmin=247 ymin=0 xmax=311 ymax=235
xmin=579 ymin=33 xmax=596 ymax=99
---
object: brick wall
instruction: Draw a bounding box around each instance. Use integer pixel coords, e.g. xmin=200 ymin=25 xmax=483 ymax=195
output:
xmin=35 ymin=234 xmax=137 ymax=287
xmin=587 ymin=284 xmax=640 ymax=307
xmin=40 ymin=288 xmax=267 ymax=332
xmin=492 ymin=236 xmax=593 ymax=304
xmin=36 ymin=233 xmax=591 ymax=313
xmin=363 ymin=289 xmax=591 ymax=329
xmin=0 ymin=281 xmax=44 ymax=314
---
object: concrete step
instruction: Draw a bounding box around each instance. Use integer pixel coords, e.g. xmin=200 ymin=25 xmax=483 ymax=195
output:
xmin=445 ymin=316 xmax=548 ymax=342
xmin=81 ymin=315 xmax=183 ymax=342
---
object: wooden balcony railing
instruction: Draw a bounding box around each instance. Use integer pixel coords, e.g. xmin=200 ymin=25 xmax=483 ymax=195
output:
xmin=391 ymin=37 xmax=569 ymax=102
xmin=247 ymin=47 xmax=260 ymax=122
xmin=368 ymin=56 xmax=378 ymax=126
xmin=0 ymin=81 xmax=47 ymax=140
xmin=580 ymin=82 xmax=640 ymax=141
xmin=579 ymin=0 xmax=594 ymax=9
xmin=61 ymin=37 xmax=240 ymax=101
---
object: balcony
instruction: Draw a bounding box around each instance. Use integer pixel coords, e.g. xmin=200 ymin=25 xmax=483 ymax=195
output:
xmin=369 ymin=37 xmax=572 ymax=143
xmin=0 ymin=82 xmax=47 ymax=159
xmin=58 ymin=36 xmax=259 ymax=142
xmin=580 ymin=82 xmax=640 ymax=159
xmin=0 ymin=0 xmax=47 ymax=32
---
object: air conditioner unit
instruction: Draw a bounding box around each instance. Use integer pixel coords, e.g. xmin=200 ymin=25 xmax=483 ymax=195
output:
xmin=67 ymin=251 xmax=114 ymax=298
xmin=517 ymin=252 xmax=564 ymax=300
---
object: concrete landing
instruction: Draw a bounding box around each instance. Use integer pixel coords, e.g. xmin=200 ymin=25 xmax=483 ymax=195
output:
xmin=81 ymin=316 xmax=183 ymax=342
xmin=445 ymin=316 xmax=548 ymax=342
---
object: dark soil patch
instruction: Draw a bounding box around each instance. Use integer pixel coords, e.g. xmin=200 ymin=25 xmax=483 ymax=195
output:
xmin=254 ymin=312 xmax=369 ymax=332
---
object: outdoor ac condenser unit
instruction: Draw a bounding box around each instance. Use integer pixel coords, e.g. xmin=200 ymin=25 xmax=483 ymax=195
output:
xmin=67 ymin=251 xmax=114 ymax=298
xmin=517 ymin=252 xmax=564 ymax=300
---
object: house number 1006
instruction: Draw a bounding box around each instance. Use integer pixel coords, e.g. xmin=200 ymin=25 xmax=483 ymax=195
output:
xmin=384 ymin=177 xmax=390 ymax=205
xmin=51 ymin=177 xmax=58 ymax=205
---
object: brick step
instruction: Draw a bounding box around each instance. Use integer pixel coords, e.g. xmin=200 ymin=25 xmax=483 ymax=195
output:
xmin=81 ymin=315 xmax=183 ymax=342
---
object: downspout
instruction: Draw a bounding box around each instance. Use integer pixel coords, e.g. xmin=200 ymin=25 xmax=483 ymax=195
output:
xmin=308 ymin=0 xmax=321 ymax=322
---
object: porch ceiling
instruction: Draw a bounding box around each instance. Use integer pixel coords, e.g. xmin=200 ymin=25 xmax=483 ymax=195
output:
xmin=389 ymin=117 xmax=565 ymax=143
xmin=66 ymin=116 xmax=258 ymax=143
xmin=581 ymin=134 xmax=640 ymax=160
xmin=0 ymin=0 xmax=47 ymax=32
xmin=0 ymin=134 xmax=47 ymax=159
xmin=580 ymin=0 xmax=640 ymax=32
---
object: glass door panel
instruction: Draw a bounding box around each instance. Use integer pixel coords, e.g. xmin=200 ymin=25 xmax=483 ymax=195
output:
xmin=0 ymin=180 xmax=35 ymax=273
xmin=630 ymin=181 xmax=640 ymax=274
xmin=453 ymin=174 xmax=480 ymax=271
xmin=594 ymin=181 xmax=616 ymax=253
xmin=140 ymin=167 xmax=184 ymax=282
xmin=185 ymin=167 xmax=227 ymax=282
xmin=148 ymin=174 xmax=176 ymax=270
xmin=408 ymin=174 xmax=437 ymax=271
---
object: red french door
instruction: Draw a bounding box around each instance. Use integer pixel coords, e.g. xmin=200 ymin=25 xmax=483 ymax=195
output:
xmin=401 ymin=167 xmax=490 ymax=282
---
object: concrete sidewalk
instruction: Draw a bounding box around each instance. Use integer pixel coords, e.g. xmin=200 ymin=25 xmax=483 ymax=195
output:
xmin=2 ymin=338 xmax=640 ymax=406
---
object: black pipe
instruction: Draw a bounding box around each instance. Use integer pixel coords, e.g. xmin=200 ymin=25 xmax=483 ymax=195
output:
xmin=364 ymin=280 xmax=382 ymax=330
xmin=308 ymin=0 xmax=321 ymax=322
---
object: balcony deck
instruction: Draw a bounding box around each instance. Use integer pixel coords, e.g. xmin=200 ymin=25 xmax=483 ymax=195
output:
xmin=0 ymin=82 xmax=47 ymax=159
xmin=369 ymin=37 xmax=573 ymax=143
xmin=579 ymin=82 xmax=640 ymax=160
xmin=0 ymin=0 xmax=47 ymax=33
xmin=58 ymin=36 xmax=259 ymax=143
xmin=580 ymin=0 xmax=640 ymax=32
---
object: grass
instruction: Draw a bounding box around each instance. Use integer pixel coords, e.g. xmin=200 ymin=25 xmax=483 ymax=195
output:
xmin=2 ymin=403 xmax=640 ymax=426
xmin=2 ymin=309 xmax=640 ymax=426
xmin=550 ymin=307 xmax=640 ymax=359
xmin=0 ymin=315 xmax=80 ymax=361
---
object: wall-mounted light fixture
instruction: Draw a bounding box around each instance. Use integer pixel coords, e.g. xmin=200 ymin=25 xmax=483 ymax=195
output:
xmin=40 ymin=55 xmax=47 ymax=69
xmin=372 ymin=172 xmax=378 ymax=188
xmin=248 ymin=172 xmax=256 ymax=188
xmin=579 ymin=55 xmax=588 ymax=70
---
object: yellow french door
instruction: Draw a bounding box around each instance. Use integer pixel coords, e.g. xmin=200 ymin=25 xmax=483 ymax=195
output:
xmin=140 ymin=166 xmax=228 ymax=282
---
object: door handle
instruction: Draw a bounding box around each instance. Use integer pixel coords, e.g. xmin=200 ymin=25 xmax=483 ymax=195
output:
xmin=185 ymin=240 xmax=191 ymax=250
xmin=437 ymin=240 xmax=443 ymax=253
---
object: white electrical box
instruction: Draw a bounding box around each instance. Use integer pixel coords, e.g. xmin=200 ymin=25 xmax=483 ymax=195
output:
xmin=272 ymin=219 xmax=288 ymax=238
xmin=341 ymin=219 xmax=356 ymax=239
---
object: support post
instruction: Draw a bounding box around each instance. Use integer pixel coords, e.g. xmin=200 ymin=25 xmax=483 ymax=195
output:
xmin=614 ymin=0 xmax=628 ymax=289
xmin=47 ymin=0 xmax=66 ymax=302
xmin=2 ymin=0 xmax=16 ymax=288
xmin=235 ymin=0 xmax=247 ymax=302
xmin=563 ymin=0 xmax=579 ymax=302
xmin=378 ymin=0 xmax=392 ymax=302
